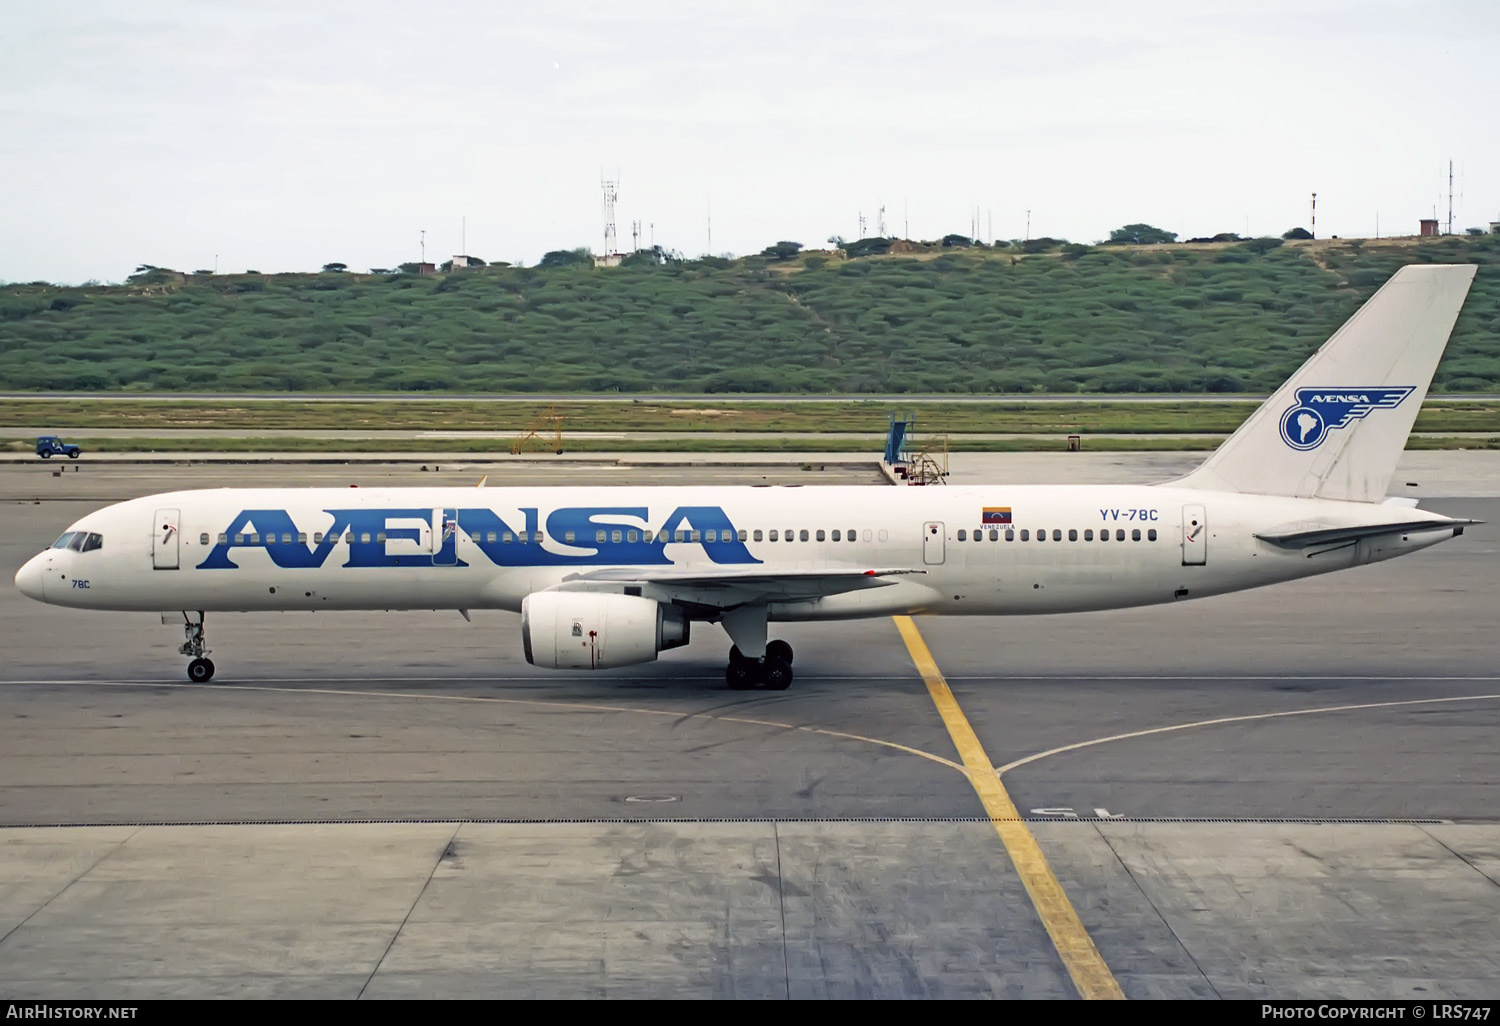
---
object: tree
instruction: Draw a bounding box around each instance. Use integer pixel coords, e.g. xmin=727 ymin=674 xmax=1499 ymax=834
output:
xmin=369 ymin=268 xmax=392 ymax=274
xmin=941 ymin=234 xmax=973 ymax=248
xmin=1282 ymin=227 xmax=1313 ymax=240
xmin=761 ymin=240 xmax=803 ymax=261
xmin=538 ymin=248 xmax=592 ymax=268
xmin=1466 ymin=227 xmax=1485 ymax=236
xmin=321 ymin=262 xmax=348 ymax=273
xmin=1240 ymin=237 xmax=1285 ymax=254
xmin=1106 ymin=223 xmax=1178 ymax=245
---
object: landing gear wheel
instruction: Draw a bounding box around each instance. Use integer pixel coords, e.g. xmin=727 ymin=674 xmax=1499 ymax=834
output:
xmin=187 ymin=658 xmax=215 ymax=683
xmin=766 ymin=639 xmax=793 ymax=666
xmin=761 ymin=658 xmax=793 ymax=691
xmin=726 ymin=660 xmax=757 ymax=690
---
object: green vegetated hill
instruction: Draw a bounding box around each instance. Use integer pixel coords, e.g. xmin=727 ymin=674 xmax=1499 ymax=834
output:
xmin=3 ymin=235 xmax=1499 ymax=393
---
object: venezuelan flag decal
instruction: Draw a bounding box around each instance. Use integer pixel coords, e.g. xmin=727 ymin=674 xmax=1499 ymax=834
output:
xmin=982 ymin=507 xmax=1012 ymax=525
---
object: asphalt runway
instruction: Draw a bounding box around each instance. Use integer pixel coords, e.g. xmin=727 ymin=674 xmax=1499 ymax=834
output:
xmin=2 ymin=457 xmax=1498 ymax=999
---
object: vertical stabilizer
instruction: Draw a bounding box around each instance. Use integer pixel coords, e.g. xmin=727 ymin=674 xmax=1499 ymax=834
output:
xmin=1172 ymin=264 xmax=1476 ymax=502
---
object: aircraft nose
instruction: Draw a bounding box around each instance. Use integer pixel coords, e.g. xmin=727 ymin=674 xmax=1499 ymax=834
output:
xmin=14 ymin=553 xmax=47 ymax=602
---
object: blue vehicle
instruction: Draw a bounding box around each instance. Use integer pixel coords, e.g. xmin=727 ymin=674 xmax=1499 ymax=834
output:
xmin=36 ymin=436 xmax=81 ymax=459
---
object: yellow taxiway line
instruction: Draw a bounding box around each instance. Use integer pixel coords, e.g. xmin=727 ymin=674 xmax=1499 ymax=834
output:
xmin=893 ymin=615 xmax=1125 ymax=1001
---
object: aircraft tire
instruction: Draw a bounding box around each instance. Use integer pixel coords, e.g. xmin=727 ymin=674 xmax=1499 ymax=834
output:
xmin=761 ymin=658 xmax=793 ymax=691
xmin=187 ymin=658 xmax=215 ymax=683
xmin=726 ymin=661 xmax=757 ymax=690
xmin=766 ymin=640 xmax=793 ymax=666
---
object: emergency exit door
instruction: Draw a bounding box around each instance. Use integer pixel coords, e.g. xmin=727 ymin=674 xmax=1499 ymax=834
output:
xmin=1181 ymin=505 xmax=1207 ymax=566
xmin=152 ymin=507 xmax=180 ymax=570
xmin=923 ymin=521 xmax=945 ymax=565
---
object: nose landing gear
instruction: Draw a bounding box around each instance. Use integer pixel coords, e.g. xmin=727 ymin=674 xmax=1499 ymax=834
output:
xmin=178 ymin=612 xmax=215 ymax=682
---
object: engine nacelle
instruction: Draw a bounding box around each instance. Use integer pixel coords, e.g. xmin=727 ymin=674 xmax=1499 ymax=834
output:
xmin=521 ymin=592 xmax=691 ymax=669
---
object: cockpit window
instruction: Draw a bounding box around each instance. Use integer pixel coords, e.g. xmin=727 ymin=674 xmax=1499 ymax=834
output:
xmin=80 ymin=533 xmax=103 ymax=552
xmin=51 ymin=532 xmax=76 ymax=549
xmin=61 ymin=532 xmax=102 ymax=553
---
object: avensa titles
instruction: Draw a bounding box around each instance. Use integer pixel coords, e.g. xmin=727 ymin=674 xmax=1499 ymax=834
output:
xmin=196 ymin=505 xmax=761 ymax=570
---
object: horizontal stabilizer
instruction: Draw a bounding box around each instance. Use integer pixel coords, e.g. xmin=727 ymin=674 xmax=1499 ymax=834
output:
xmin=1255 ymin=519 xmax=1479 ymax=550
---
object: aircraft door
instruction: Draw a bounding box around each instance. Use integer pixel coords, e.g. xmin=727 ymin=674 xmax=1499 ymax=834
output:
xmin=1182 ymin=505 xmax=1207 ymax=566
xmin=923 ymin=521 xmax=945 ymax=565
xmin=432 ymin=508 xmax=458 ymax=565
xmin=152 ymin=507 xmax=181 ymax=570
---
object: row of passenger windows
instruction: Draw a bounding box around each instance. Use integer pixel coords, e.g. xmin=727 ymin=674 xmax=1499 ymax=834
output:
xmin=956 ymin=527 xmax=1158 ymax=542
xmin=201 ymin=528 xmax=895 ymax=546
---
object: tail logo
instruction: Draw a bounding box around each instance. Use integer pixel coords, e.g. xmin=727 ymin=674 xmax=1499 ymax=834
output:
xmin=1277 ymin=387 xmax=1415 ymax=451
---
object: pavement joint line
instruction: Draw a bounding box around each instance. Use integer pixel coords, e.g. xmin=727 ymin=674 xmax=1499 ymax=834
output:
xmin=0 ymin=817 xmax=1462 ymax=829
xmin=892 ymin=614 xmax=1125 ymax=1002
xmin=7 ymin=674 xmax=1500 ymax=685
xmin=993 ymin=692 xmax=1500 ymax=778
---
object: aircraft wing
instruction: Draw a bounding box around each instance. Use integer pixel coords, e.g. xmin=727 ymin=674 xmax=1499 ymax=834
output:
xmin=1255 ymin=518 xmax=1479 ymax=551
xmin=557 ymin=566 xmax=927 ymax=604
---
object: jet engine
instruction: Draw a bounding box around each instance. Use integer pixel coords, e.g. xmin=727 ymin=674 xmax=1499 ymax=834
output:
xmin=521 ymin=592 xmax=691 ymax=669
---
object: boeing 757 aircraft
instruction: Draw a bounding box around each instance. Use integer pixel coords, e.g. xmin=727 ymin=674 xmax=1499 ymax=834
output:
xmin=14 ymin=264 xmax=1480 ymax=690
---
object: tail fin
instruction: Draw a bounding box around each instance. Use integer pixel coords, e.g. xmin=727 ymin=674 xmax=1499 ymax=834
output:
xmin=1173 ymin=263 xmax=1477 ymax=502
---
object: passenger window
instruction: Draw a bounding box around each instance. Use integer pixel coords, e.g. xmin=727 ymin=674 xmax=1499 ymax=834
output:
xmin=831 ymin=530 xmax=840 ymax=542
xmin=376 ymin=532 xmax=386 ymax=543
xmin=1132 ymin=529 xmax=1142 ymax=541
xmin=877 ymin=529 xmax=888 ymax=542
xmin=314 ymin=532 xmax=323 ymax=544
xmin=250 ymin=533 xmax=261 ymax=544
xmin=199 ymin=533 xmax=210 ymax=546
xmin=989 ymin=529 xmax=999 ymax=541
xmin=864 ymin=529 xmax=874 ymax=542
xmin=1052 ymin=529 xmax=1062 ymax=541
xmin=282 ymin=533 xmax=292 ymax=544
xmin=627 ymin=530 xmax=639 ymax=543
xmin=1037 ymin=529 xmax=1046 ymax=542
xmin=1020 ymin=529 xmax=1030 ymax=541
xmin=957 ymin=529 xmax=967 ymax=541
xmin=816 ymin=529 xmax=825 ymax=542
xmin=1116 ymin=529 xmax=1125 ymax=541
xmin=503 ymin=532 xmax=514 ymax=544
xmin=1100 ymin=530 xmax=1109 ymax=542
xmin=754 ymin=529 xmax=763 ymax=542
xmin=611 ymin=530 xmax=623 ymax=544
xmin=849 ymin=527 xmax=857 ymax=541
xmin=786 ymin=529 xmax=794 ymax=542
xmin=595 ymin=530 xmax=606 ymax=543
xmin=1148 ymin=529 xmax=1158 ymax=541
xmin=974 ymin=531 xmax=982 ymax=543
xmin=565 ymin=531 xmax=576 ymax=544
xmin=1068 ymin=529 xmax=1077 ymax=541
xmin=235 ymin=534 xmax=245 ymax=545
xmin=297 ymin=532 xmax=307 ymax=545
xmin=799 ymin=529 xmax=809 ymax=542
xmin=1005 ymin=529 xmax=1014 ymax=541
xmin=690 ymin=530 xmax=701 ymax=542
xmin=360 ymin=532 xmax=371 ymax=544
xmin=738 ymin=529 xmax=748 ymax=542
xmin=768 ymin=529 xmax=778 ymax=541
xmin=705 ymin=529 xmax=717 ymax=542
xmin=1084 ymin=529 xmax=1093 ymax=541
xmin=220 ymin=533 xmax=228 ymax=544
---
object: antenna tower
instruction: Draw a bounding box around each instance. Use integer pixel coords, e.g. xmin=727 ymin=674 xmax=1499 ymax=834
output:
xmin=420 ymin=229 xmax=426 ymax=264
xmin=876 ymin=204 xmax=886 ymax=238
xmin=601 ymin=176 xmax=620 ymax=256
xmin=1447 ymin=160 xmax=1454 ymax=235
xmin=858 ymin=211 xmax=867 ymax=238
xmin=1311 ymin=193 xmax=1316 ymax=239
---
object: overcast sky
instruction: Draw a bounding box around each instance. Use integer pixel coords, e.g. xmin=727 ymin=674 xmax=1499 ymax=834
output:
xmin=3 ymin=0 xmax=1497 ymax=284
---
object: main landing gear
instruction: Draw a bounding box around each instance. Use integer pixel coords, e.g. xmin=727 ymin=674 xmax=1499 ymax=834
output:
xmin=719 ymin=606 xmax=793 ymax=691
xmin=178 ymin=611 xmax=215 ymax=682
xmin=725 ymin=642 xmax=794 ymax=691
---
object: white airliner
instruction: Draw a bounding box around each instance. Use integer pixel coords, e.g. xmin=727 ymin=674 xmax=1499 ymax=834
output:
xmin=13 ymin=265 xmax=1481 ymax=690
